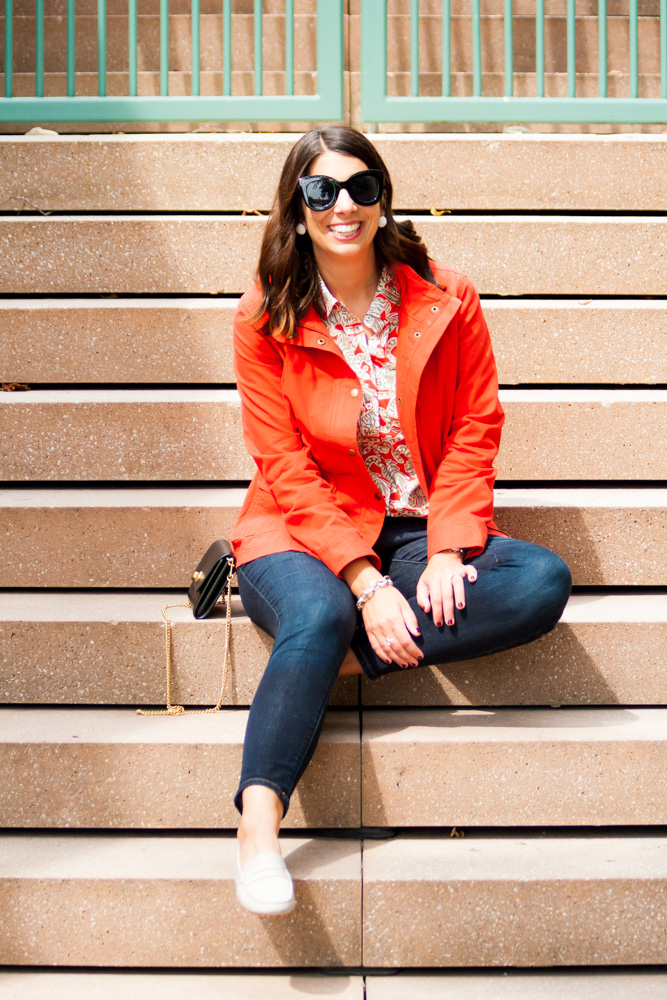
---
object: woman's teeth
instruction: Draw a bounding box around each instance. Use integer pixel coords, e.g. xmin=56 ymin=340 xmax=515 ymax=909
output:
xmin=330 ymin=223 xmax=361 ymax=235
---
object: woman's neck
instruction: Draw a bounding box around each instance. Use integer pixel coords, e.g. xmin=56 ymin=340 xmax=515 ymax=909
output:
xmin=315 ymin=251 xmax=380 ymax=313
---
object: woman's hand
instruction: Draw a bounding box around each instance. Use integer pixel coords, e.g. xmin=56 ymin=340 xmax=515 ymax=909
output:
xmin=416 ymin=552 xmax=478 ymax=628
xmin=361 ymin=585 xmax=423 ymax=668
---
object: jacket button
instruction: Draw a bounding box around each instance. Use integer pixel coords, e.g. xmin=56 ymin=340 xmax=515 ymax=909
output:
xmin=350 ymin=388 xmax=359 ymax=397
xmin=374 ymin=493 xmax=382 ymax=501
xmin=431 ymin=305 xmax=438 ymax=313
xmin=317 ymin=338 xmax=326 ymax=345
xmin=414 ymin=331 xmax=421 ymax=338
xmin=397 ymin=396 xmax=402 ymax=404
xmin=348 ymin=448 xmax=356 ymax=456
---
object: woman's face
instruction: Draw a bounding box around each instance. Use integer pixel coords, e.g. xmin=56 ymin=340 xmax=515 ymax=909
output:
xmin=300 ymin=150 xmax=382 ymax=270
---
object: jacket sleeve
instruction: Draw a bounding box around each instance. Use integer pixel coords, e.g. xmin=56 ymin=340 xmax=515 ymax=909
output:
xmin=426 ymin=274 xmax=504 ymax=560
xmin=233 ymin=296 xmax=381 ymax=576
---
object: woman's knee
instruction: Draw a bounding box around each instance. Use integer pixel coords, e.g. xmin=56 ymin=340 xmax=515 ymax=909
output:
xmin=515 ymin=544 xmax=572 ymax=630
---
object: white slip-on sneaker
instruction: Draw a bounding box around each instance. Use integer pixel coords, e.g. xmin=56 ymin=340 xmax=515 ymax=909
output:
xmin=235 ymin=844 xmax=296 ymax=915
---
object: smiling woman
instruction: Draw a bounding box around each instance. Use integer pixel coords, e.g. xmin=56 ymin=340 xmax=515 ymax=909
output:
xmin=229 ymin=125 xmax=572 ymax=916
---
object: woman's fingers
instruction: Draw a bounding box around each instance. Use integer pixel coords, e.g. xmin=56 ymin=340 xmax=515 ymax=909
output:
xmin=415 ymin=577 xmax=431 ymax=613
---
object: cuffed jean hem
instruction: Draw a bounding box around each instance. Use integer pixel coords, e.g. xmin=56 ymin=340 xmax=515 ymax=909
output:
xmin=234 ymin=777 xmax=290 ymax=819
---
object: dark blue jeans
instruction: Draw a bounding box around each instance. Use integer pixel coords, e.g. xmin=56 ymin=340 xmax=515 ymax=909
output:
xmin=235 ymin=518 xmax=572 ymax=816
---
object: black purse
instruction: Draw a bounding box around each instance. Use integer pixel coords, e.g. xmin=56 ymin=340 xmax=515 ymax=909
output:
xmin=137 ymin=541 xmax=236 ymax=717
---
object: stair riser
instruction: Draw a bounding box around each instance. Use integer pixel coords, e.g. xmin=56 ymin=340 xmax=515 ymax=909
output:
xmin=1 ymin=218 xmax=666 ymax=295
xmin=3 ymin=137 xmax=666 ymax=213
xmin=4 ymin=301 xmax=666 ymax=385
xmin=1 ymin=497 xmax=663 ymax=587
xmin=2 ymin=615 xmax=665 ymax=707
xmin=2 ymin=395 xmax=666 ymax=480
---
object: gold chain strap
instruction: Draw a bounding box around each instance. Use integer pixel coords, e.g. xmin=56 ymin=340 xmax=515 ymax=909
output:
xmin=136 ymin=573 xmax=234 ymax=717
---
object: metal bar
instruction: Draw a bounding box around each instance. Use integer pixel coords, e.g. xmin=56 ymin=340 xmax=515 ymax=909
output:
xmin=536 ymin=0 xmax=545 ymax=98
xmin=472 ymin=0 xmax=481 ymax=96
xmin=411 ymin=0 xmax=419 ymax=97
xmin=442 ymin=0 xmax=450 ymax=97
xmin=67 ymin=0 xmax=76 ymax=96
xmin=316 ymin=0 xmax=343 ymax=118
xmin=662 ymin=0 xmax=667 ymax=99
xmin=504 ymin=0 xmax=513 ymax=97
xmin=4 ymin=0 xmax=12 ymax=98
xmin=160 ymin=0 xmax=169 ymax=96
xmin=192 ymin=0 xmax=200 ymax=96
xmin=223 ymin=0 xmax=231 ymax=95
xmin=598 ymin=0 xmax=607 ymax=98
xmin=566 ymin=0 xmax=575 ymax=98
xmin=630 ymin=0 xmax=638 ymax=98
xmin=36 ymin=0 xmax=44 ymax=97
xmin=128 ymin=0 xmax=138 ymax=97
xmin=97 ymin=0 xmax=106 ymax=97
xmin=361 ymin=0 xmax=387 ymax=123
xmin=0 ymin=92 xmax=350 ymax=122
xmin=254 ymin=0 xmax=262 ymax=96
xmin=285 ymin=0 xmax=294 ymax=96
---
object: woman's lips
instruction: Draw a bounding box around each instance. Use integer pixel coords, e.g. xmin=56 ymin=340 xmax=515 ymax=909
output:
xmin=328 ymin=221 xmax=363 ymax=240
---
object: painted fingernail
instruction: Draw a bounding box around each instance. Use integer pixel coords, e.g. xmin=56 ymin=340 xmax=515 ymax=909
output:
xmin=436 ymin=620 xmax=443 ymax=627
xmin=457 ymin=602 xmax=464 ymax=609
xmin=447 ymin=618 xmax=454 ymax=626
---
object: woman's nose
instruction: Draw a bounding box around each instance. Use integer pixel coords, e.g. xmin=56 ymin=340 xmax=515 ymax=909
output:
xmin=333 ymin=187 xmax=357 ymax=213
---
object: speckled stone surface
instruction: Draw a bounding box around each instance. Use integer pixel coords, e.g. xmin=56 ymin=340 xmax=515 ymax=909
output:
xmin=1 ymin=487 xmax=664 ymax=588
xmin=0 ymin=972 xmax=364 ymax=1000
xmin=0 ymin=709 xmax=360 ymax=829
xmin=0 ymin=390 xmax=254 ymax=481
xmin=1 ymin=217 xmax=666 ymax=295
xmin=2 ymin=130 xmax=666 ymax=213
xmin=1 ymin=591 xmax=665 ymax=709
xmin=0 ymin=299 xmax=238 ymax=384
xmin=0 ymin=590 xmax=357 ymax=707
xmin=0 ymin=834 xmax=361 ymax=966
xmin=494 ymin=488 xmax=667 ymax=587
xmin=2 ymin=390 xmax=666 ymax=481
xmin=365 ymin=970 xmax=667 ymax=1000
xmin=361 ymin=593 xmax=667 ymax=707
xmin=361 ymin=707 xmax=667 ymax=826
xmin=3 ymin=299 xmax=666 ymax=385
xmin=362 ymin=834 xmax=667 ymax=966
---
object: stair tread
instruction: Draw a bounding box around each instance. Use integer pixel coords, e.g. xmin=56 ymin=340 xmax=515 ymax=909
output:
xmin=0 ymin=972 xmax=364 ymax=1000
xmin=366 ymin=970 xmax=667 ymax=999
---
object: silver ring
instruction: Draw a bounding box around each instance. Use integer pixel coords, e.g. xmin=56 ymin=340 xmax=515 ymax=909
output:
xmin=385 ymin=636 xmax=395 ymax=646
xmin=449 ymin=571 xmax=464 ymax=579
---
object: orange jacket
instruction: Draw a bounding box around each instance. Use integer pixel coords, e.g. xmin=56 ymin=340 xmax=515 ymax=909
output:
xmin=231 ymin=261 xmax=506 ymax=576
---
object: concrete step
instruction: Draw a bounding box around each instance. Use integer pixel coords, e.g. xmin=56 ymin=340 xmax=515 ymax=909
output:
xmin=2 ymin=135 xmax=666 ymax=212
xmin=0 ymin=708 xmax=360 ymax=828
xmin=365 ymin=970 xmax=667 ymax=998
xmin=362 ymin=592 xmax=667 ymax=707
xmin=1 ymin=216 xmax=666 ymax=295
xmin=361 ymin=706 xmax=667 ymax=826
xmin=4 ymin=12 xmax=659 ymax=76
xmin=2 ymin=389 xmax=666 ymax=481
xmin=362 ymin=834 xmax=667 ymax=966
xmin=0 ymin=589 xmax=357 ymax=707
xmin=0 ymin=833 xmax=361 ymax=966
xmin=0 ymin=972 xmax=364 ymax=1000
xmin=3 ymin=298 xmax=666 ymax=385
xmin=2 ymin=706 xmax=666 ymax=829
xmin=1 ymin=591 xmax=666 ymax=707
xmin=1 ymin=487 xmax=663 ymax=588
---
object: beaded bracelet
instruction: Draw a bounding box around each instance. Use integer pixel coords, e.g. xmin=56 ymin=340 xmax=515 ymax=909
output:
xmin=356 ymin=575 xmax=394 ymax=611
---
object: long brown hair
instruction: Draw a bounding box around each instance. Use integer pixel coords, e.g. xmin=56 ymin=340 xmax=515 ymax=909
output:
xmin=248 ymin=125 xmax=437 ymax=339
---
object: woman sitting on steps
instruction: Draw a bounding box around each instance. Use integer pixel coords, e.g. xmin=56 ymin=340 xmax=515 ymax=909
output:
xmin=231 ymin=124 xmax=572 ymax=915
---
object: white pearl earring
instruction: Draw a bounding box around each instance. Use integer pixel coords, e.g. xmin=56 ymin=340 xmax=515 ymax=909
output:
xmin=378 ymin=215 xmax=387 ymax=228
xmin=296 ymin=222 xmax=307 ymax=235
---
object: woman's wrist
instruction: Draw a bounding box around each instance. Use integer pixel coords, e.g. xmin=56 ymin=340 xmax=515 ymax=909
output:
xmin=340 ymin=557 xmax=384 ymax=598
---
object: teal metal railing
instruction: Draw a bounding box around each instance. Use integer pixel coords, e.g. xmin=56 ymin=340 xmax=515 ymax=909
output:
xmin=0 ymin=0 xmax=343 ymax=123
xmin=361 ymin=0 xmax=667 ymax=124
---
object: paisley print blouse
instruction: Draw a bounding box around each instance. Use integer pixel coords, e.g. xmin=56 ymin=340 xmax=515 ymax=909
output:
xmin=318 ymin=267 xmax=429 ymax=517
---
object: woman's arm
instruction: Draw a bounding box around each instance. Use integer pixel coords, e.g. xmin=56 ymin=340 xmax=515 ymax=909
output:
xmin=233 ymin=298 xmax=380 ymax=578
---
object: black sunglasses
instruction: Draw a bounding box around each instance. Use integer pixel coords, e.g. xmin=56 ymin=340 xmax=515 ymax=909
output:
xmin=297 ymin=169 xmax=384 ymax=211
